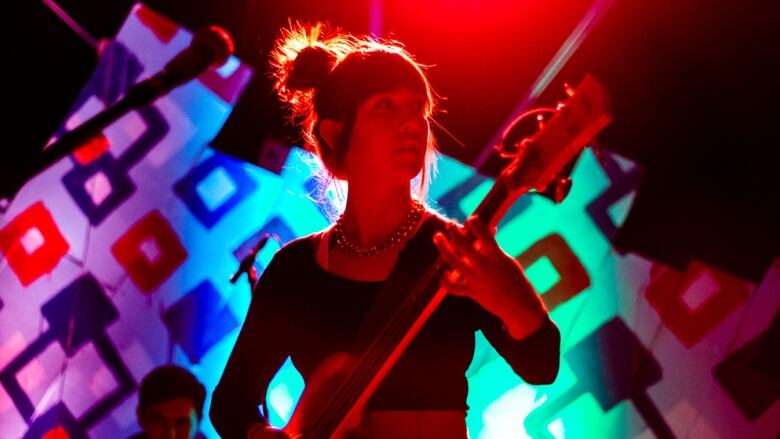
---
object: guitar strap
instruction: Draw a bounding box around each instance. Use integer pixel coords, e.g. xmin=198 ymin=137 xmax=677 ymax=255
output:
xmin=314 ymin=212 xmax=444 ymax=355
xmin=349 ymin=213 xmax=446 ymax=354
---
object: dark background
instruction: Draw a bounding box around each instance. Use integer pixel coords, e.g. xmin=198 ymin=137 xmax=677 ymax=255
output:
xmin=7 ymin=0 xmax=778 ymax=281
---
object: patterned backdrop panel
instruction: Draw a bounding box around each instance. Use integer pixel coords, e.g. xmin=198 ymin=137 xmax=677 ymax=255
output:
xmin=0 ymin=4 xmax=256 ymax=438
xmin=1 ymin=4 xmax=778 ymax=439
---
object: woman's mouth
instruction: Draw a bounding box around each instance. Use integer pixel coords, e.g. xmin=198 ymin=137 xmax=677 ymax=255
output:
xmin=397 ymin=139 xmax=421 ymax=153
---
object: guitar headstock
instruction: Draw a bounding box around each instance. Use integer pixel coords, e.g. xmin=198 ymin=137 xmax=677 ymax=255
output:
xmin=501 ymin=74 xmax=612 ymax=195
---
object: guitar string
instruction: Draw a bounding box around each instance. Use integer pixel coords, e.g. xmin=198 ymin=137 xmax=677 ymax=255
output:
xmin=310 ymin=261 xmax=446 ymax=438
xmin=308 ymin=258 xmax=444 ymax=436
xmin=310 ymin=270 xmax=444 ymax=431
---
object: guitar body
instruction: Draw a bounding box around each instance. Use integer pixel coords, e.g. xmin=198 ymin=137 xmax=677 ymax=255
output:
xmin=284 ymin=353 xmax=366 ymax=439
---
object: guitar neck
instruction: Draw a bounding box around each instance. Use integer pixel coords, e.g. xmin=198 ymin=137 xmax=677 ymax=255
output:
xmin=472 ymin=174 xmax=528 ymax=229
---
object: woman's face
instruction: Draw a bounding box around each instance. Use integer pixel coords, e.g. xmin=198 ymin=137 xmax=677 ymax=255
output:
xmin=343 ymin=88 xmax=430 ymax=186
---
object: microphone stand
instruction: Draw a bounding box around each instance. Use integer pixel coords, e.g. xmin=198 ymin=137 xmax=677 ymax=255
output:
xmin=4 ymin=26 xmax=233 ymax=206
xmin=33 ymin=78 xmax=167 ymax=179
xmin=230 ymin=234 xmax=279 ymax=291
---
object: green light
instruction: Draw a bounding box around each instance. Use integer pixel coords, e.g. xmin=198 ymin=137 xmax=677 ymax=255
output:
xmin=551 ymin=393 xmax=628 ymax=439
xmin=258 ymin=240 xmax=281 ymax=268
xmin=267 ymin=357 xmax=304 ymax=428
xmin=607 ymin=191 xmax=636 ymax=228
xmin=459 ymin=179 xmax=493 ymax=217
xmin=427 ymin=155 xmax=477 ymax=201
xmin=524 ymin=256 xmax=560 ymax=295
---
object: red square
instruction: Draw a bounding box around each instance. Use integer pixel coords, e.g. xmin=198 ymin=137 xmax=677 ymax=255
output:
xmin=0 ymin=201 xmax=70 ymax=286
xmin=111 ymin=210 xmax=187 ymax=293
xmin=73 ymin=133 xmax=110 ymax=165
xmin=135 ymin=4 xmax=179 ymax=43
xmin=42 ymin=426 xmax=70 ymax=439
xmin=645 ymin=261 xmax=751 ymax=347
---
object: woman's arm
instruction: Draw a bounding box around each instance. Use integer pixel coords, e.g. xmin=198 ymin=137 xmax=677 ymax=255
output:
xmin=480 ymin=312 xmax=561 ymax=384
xmin=433 ymin=216 xmax=561 ymax=384
xmin=210 ymin=254 xmax=294 ymax=437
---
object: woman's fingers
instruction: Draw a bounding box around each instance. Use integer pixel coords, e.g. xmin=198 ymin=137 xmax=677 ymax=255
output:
xmin=435 ymin=230 xmax=483 ymax=298
xmin=433 ymin=231 xmax=472 ymax=273
xmin=439 ymin=269 xmax=471 ymax=296
xmin=444 ymin=222 xmax=482 ymax=261
xmin=435 ymin=220 xmax=514 ymax=301
xmin=444 ymin=218 xmax=501 ymax=261
xmin=464 ymin=217 xmax=500 ymax=255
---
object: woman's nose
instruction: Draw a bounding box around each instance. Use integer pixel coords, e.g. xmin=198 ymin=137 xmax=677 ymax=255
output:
xmin=400 ymin=110 xmax=426 ymax=135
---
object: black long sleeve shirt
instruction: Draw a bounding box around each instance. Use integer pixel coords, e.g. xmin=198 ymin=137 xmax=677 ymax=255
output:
xmin=210 ymin=216 xmax=560 ymax=438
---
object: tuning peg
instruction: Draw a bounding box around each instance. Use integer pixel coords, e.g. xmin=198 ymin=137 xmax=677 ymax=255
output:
xmin=589 ymin=140 xmax=610 ymax=168
xmin=563 ymin=82 xmax=575 ymax=97
xmin=539 ymin=176 xmax=573 ymax=203
xmin=536 ymin=113 xmax=546 ymax=131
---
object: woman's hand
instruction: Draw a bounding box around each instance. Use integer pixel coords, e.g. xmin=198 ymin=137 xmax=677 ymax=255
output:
xmin=433 ymin=217 xmax=548 ymax=340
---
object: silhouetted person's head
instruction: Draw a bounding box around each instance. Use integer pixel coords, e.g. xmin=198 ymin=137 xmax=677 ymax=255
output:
xmin=136 ymin=365 xmax=205 ymax=439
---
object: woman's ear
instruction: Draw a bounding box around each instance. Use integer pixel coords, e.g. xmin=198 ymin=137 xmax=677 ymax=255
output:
xmin=319 ymin=119 xmax=343 ymax=151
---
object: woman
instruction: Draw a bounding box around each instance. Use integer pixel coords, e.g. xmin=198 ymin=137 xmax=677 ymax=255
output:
xmin=210 ymin=23 xmax=560 ymax=439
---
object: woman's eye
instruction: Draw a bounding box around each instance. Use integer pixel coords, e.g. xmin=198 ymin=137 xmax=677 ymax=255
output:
xmin=376 ymin=97 xmax=393 ymax=110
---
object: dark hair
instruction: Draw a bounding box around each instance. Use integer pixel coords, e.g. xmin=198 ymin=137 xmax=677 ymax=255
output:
xmin=138 ymin=365 xmax=206 ymax=420
xmin=270 ymin=22 xmax=438 ymax=189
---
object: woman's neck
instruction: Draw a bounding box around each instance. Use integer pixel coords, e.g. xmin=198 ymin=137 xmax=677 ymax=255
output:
xmin=340 ymin=182 xmax=415 ymax=247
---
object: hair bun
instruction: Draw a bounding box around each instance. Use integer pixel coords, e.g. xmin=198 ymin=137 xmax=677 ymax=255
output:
xmin=286 ymin=45 xmax=336 ymax=91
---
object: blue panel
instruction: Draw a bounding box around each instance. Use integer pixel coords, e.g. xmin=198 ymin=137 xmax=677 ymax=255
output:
xmin=51 ymin=41 xmax=144 ymax=141
xmin=163 ymin=280 xmax=240 ymax=363
xmin=565 ymin=317 xmax=660 ymax=410
xmin=23 ymin=402 xmax=87 ymax=439
xmin=233 ymin=216 xmax=297 ymax=275
xmin=174 ymin=152 xmax=258 ymax=229
xmin=41 ymin=274 xmax=119 ymax=354
xmin=115 ymin=105 xmax=170 ymax=170
xmin=585 ymin=153 xmax=643 ymax=241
